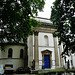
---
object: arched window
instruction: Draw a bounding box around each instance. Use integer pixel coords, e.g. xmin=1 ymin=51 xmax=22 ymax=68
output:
xmin=20 ymin=49 xmax=23 ymax=58
xmin=8 ymin=48 xmax=13 ymax=58
xmin=44 ymin=35 xmax=49 ymax=46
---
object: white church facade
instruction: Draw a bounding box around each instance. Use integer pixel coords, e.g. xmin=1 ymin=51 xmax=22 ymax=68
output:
xmin=27 ymin=18 xmax=65 ymax=70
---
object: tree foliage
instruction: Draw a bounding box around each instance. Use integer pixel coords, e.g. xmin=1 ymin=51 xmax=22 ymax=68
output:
xmin=50 ymin=0 xmax=75 ymax=56
xmin=0 ymin=0 xmax=45 ymax=44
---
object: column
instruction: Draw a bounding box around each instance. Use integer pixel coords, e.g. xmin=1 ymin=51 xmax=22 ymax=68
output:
xmin=54 ymin=37 xmax=59 ymax=67
xmin=0 ymin=46 xmax=2 ymax=64
xmin=59 ymin=43 xmax=64 ymax=67
xmin=29 ymin=34 xmax=33 ymax=67
xmin=24 ymin=44 xmax=28 ymax=67
xmin=34 ymin=31 xmax=39 ymax=70
xmin=0 ymin=46 xmax=1 ymax=58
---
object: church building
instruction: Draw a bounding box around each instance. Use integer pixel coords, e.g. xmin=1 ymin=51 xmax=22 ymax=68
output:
xmin=27 ymin=17 xmax=64 ymax=70
xmin=0 ymin=17 xmax=74 ymax=70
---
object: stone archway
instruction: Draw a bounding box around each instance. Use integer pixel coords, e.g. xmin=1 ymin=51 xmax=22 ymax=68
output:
xmin=41 ymin=50 xmax=52 ymax=69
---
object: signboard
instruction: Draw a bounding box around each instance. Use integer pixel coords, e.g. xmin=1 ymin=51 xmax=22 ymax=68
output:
xmin=39 ymin=61 xmax=42 ymax=65
xmin=52 ymin=60 xmax=55 ymax=66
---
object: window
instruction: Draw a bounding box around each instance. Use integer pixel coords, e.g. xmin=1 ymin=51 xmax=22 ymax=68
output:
xmin=8 ymin=48 xmax=13 ymax=58
xmin=44 ymin=35 xmax=49 ymax=46
xmin=20 ymin=49 xmax=23 ymax=58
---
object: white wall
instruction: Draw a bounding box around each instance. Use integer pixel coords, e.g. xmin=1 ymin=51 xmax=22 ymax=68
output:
xmin=1 ymin=45 xmax=25 ymax=58
xmin=38 ymin=32 xmax=54 ymax=47
xmin=27 ymin=32 xmax=65 ymax=69
xmin=38 ymin=32 xmax=55 ymax=69
xmin=72 ymin=54 xmax=75 ymax=67
xmin=63 ymin=53 xmax=75 ymax=69
xmin=0 ymin=45 xmax=25 ymax=70
xmin=68 ymin=54 xmax=75 ymax=68
xmin=0 ymin=59 xmax=24 ymax=70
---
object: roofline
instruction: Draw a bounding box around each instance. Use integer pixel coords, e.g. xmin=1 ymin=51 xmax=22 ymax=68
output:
xmin=35 ymin=17 xmax=50 ymax=20
xmin=0 ymin=43 xmax=26 ymax=46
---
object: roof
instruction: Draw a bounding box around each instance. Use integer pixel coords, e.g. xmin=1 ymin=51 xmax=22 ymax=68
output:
xmin=34 ymin=17 xmax=56 ymax=28
xmin=35 ymin=17 xmax=53 ymax=24
xmin=0 ymin=43 xmax=26 ymax=46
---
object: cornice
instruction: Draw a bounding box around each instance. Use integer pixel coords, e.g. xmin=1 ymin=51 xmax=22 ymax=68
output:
xmin=33 ymin=27 xmax=56 ymax=33
xmin=0 ymin=43 xmax=26 ymax=46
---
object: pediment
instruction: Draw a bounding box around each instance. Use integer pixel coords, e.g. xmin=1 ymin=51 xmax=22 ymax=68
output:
xmin=41 ymin=49 xmax=52 ymax=53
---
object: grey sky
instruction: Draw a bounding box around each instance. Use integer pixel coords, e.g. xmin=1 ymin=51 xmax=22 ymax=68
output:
xmin=38 ymin=0 xmax=55 ymax=19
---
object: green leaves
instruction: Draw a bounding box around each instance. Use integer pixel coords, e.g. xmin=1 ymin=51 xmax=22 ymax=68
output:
xmin=0 ymin=0 xmax=45 ymax=44
xmin=50 ymin=0 xmax=75 ymax=55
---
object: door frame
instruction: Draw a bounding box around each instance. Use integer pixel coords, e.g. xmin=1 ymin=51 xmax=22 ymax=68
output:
xmin=41 ymin=50 xmax=52 ymax=68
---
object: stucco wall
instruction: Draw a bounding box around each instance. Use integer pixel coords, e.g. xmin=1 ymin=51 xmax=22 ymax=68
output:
xmin=72 ymin=55 xmax=75 ymax=67
xmin=1 ymin=45 xmax=25 ymax=58
xmin=66 ymin=54 xmax=75 ymax=68
xmin=38 ymin=32 xmax=54 ymax=47
xmin=38 ymin=32 xmax=55 ymax=69
xmin=0 ymin=45 xmax=25 ymax=70
xmin=0 ymin=59 xmax=24 ymax=69
xmin=27 ymin=31 xmax=66 ymax=69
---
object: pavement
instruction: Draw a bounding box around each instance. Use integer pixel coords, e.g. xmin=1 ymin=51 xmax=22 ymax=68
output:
xmin=4 ymin=70 xmax=38 ymax=75
xmin=4 ymin=74 xmax=37 ymax=75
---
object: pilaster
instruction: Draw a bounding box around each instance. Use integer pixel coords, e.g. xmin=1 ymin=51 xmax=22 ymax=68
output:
xmin=0 ymin=46 xmax=1 ymax=58
xmin=59 ymin=43 xmax=64 ymax=67
xmin=29 ymin=34 xmax=33 ymax=67
xmin=54 ymin=37 xmax=59 ymax=67
xmin=34 ymin=31 xmax=39 ymax=69
xmin=28 ymin=33 xmax=33 ymax=67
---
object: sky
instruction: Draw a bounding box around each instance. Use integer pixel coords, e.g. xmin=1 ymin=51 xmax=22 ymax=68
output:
xmin=37 ymin=0 xmax=55 ymax=19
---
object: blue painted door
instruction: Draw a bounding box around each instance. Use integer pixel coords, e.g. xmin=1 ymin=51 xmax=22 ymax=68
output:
xmin=44 ymin=55 xmax=50 ymax=69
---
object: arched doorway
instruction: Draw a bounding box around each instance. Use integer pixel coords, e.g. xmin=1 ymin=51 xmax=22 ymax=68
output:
xmin=41 ymin=50 xmax=52 ymax=69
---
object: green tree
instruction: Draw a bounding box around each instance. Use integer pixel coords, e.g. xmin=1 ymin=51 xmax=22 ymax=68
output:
xmin=0 ymin=0 xmax=45 ymax=44
xmin=50 ymin=0 xmax=75 ymax=56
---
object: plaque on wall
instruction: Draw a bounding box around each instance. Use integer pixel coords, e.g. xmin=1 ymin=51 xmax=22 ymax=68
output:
xmin=39 ymin=61 xmax=42 ymax=65
xmin=52 ymin=60 xmax=55 ymax=66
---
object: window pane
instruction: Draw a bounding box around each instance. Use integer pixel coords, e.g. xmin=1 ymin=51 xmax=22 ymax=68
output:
xmin=20 ymin=49 xmax=23 ymax=58
xmin=44 ymin=35 xmax=48 ymax=46
xmin=8 ymin=48 xmax=13 ymax=58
